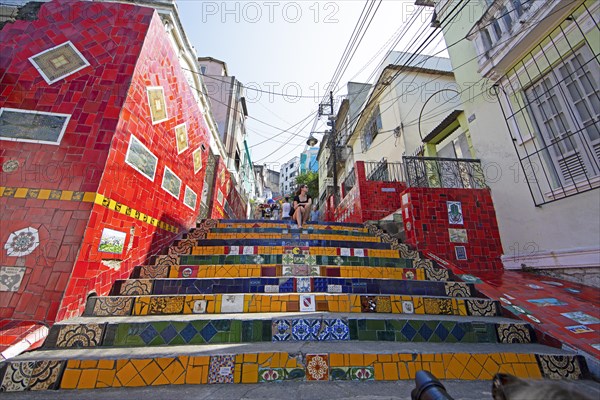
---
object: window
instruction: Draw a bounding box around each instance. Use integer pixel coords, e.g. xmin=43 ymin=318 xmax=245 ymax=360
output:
xmin=361 ymin=106 xmax=383 ymax=151
xmin=525 ymin=46 xmax=600 ymax=187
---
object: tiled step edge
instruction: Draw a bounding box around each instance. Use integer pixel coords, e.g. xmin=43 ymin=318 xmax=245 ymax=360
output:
xmin=0 ymin=345 xmax=588 ymax=391
xmin=83 ymin=294 xmax=500 ymax=317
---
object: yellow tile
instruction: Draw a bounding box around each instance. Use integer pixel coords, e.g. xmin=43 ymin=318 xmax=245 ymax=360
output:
xmin=461 ymin=368 xmax=478 ymax=380
xmin=60 ymin=369 xmax=82 ymax=389
xmin=525 ymin=363 xmax=542 ymax=378
xmin=363 ymin=354 xmax=377 ymax=366
xmin=131 ymin=358 xmax=152 ymax=372
xmin=329 ymin=353 xmax=344 ymax=367
xmin=258 ymin=353 xmax=273 ymax=365
xmin=374 ymin=363 xmax=384 ymax=380
xmin=517 ymin=353 xmax=534 ymax=363
xmin=398 ymin=354 xmax=413 ymax=362
xmin=185 ymin=366 xmax=202 ymax=384
xmin=378 ymin=354 xmax=392 ymax=363
xmin=482 ymin=357 xmax=499 ymax=377
xmin=14 ymin=188 xmax=28 ymax=198
xmin=512 ymin=363 xmax=529 ymax=378
xmin=97 ymin=359 xmax=115 ymax=370
xmin=97 ymin=369 xmax=116 ymax=387
xmin=115 ymin=361 xmax=137 ymax=386
xmin=498 ymin=364 xmax=515 ymax=375
xmin=407 ymin=362 xmax=416 ymax=379
xmin=421 ymin=354 xmax=435 ymax=362
xmin=80 ymin=360 xmax=98 ymax=369
xmin=453 ymin=353 xmax=470 ymax=368
xmin=241 ymin=363 xmax=258 ymax=383
xmin=162 ymin=360 xmax=185 ymax=384
xmin=446 ymin=358 xmax=465 ymax=379
xmin=82 ymin=192 xmax=96 ymax=202
xmin=398 ymin=362 xmax=410 ymax=380
xmin=429 ymin=362 xmax=445 ymax=380
xmin=466 ymin=357 xmax=483 ymax=377
xmin=78 ymin=369 xmax=99 ymax=389
xmin=60 ymin=190 xmax=74 ymax=201
xmin=140 ymin=361 xmax=162 ymax=385
xmin=349 ymin=354 xmax=364 ymax=367
xmin=174 ymin=372 xmax=186 ymax=385
xmin=382 ymin=363 xmax=399 ymax=380
xmin=125 ymin=374 xmax=146 ymax=387
xmin=244 ymin=353 xmax=258 ymax=363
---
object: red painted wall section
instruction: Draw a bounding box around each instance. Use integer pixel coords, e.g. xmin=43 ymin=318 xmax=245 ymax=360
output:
xmin=0 ymin=1 xmax=153 ymax=322
xmin=401 ymin=187 xmax=503 ymax=273
xmin=58 ymin=9 xmax=210 ymax=320
xmin=331 ymin=161 xmax=406 ymax=223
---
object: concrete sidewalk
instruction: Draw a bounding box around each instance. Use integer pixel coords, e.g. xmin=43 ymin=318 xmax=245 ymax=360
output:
xmin=2 ymin=379 xmax=599 ymax=400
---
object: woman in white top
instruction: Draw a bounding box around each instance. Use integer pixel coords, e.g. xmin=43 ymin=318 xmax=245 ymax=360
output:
xmin=281 ymin=197 xmax=291 ymax=220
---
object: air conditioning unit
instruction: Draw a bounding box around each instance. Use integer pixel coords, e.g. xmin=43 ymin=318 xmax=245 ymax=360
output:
xmin=337 ymin=146 xmax=353 ymax=162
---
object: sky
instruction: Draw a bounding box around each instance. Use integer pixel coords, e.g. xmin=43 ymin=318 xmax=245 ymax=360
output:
xmin=175 ymin=1 xmax=448 ymax=170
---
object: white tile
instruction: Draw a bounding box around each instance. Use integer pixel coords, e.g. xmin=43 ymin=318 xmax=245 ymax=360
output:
xmin=402 ymin=301 xmax=414 ymax=314
xmin=221 ymin=294 xmax=245 ymax=313
xmin=264 ymin=285 xmax=280 ymax=293
xmin=193 ymin=300 xmax=207 ymax=314
xmin=243 ymin=246 xmax=255 ymax=255
xmin=327 ymin=284 xmax=342 ymax=293
xmin=340 ymin=248 xmax=351 ymax=257
xmin=296 ymin=277 xmax=311 ymax=292
xmin=354 ymin=249 xmax=365 ymax=257
xmin=228 ymin=246 xmax=240 ymax=255
xmin=299 ymin=294 xmax=316 ymax=312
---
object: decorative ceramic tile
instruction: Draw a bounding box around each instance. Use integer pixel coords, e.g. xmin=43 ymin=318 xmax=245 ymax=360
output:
xmin=4 ymin=227 xmax=39 ymax=257
xmin=272 ymin=319 xmax=292 ymax=341
xmin=351 ymin=367 xmax=375 ymax=381
xmin=402 ymin=301 xmax=415 ymax=314
xmin=424 ymin=298 xmax=453 ymax=315
xmin=0 ymin=362 xmax=34 ymax=391
xmin=28 ymin=361 xmax=63 ymax=391
xmin=193 ymin=147 xmax=203 ymax=174
xmin=291 ymin=319 xmax=320 ymax=341
xmin=161 ymin=166 xmax=181 ymax=199
xmin=120 ymin=279 xmax=152 ymax=295
xmin=354 ymin=249 xmax=366 ymax=257
xmin=448 ymin=228 xmax=468 ymax=243
xmin=376 ymin=296 xmax=392 ymax=313
xmin=221 ymin=294 xmax=244 ymax=313
xmin=147 ymin=86 xmax=168 ymax=124
xmin=496 ymin=324 xmax=531 ymax=344
xmin=445 ymin=282 xmax=471 ymax=297
xmin=29 ymin=41 xmax=89 ymax=84
xmin=425 ymin=268 xmax=449 ymax=282
xmin=55 ymin=324 xmax=104 ymax=348
xmin=454 ymin=246 xmax=467 ymax=260
xmin=326 ymin=319 xmax=350 ymax=340
xmin=0 ymin=108 xmax=71 ymax=144
xmin=208 ymin=355 xmax=235 ymax=384
xmin=154 ymin=254 xmax=179 ymax=267
xmin=140 ymin=264 xmax=169 ymax=279
xmin=98 ymin=228 xmax=126 ymax=254
xmin=125 ymin=134 xmax=158 ymax=181
xmin=329 ymin=367 xmax=350 ymax=381
xmin=228 ymin=246 xmax=240 ymax=255
xmin=413 ymin=258 xmax=434 ymax=271
xmin=0 ymin=266 xmax=26 ymax=291
xmin=327 ymin=284 xmax=342 ymax=293
xmin=147 ymin=296 xmax=184 ymax=315
xmin=192 ymin=300 xmax=207 ymax=314
xmin=253 ymin=255 xmax=265 ymax=265
xmin=259 ymin=368 xmax=284 ymax=383
xmin=283 ymin=368 xmax=306 ymax=381
xmin=537 ymin=355 xmax=582 ymax=379
xmin=93 ymin=297 xmax=133 ymax=316
xmin=264 ymin=285 xmax=279 ymax=293
xmin=447 ymin=201 xmax=463 ymax=224
xmin=174 ymin=122 xmax=188 ymax=153
xmin=561 ymin=312 xmax=600 ymax=325
xmin=296 ymin=277 xmax=311 ymax=293
xmin=305 ymin=354 xmax=329 ymax=381
xmin=360 ymin=296 xmax=377 ymax=313
xmin=340 ymin=248 xmax=351 ymax=257
xmin=299 ymin=294 xmax=316 ymax=312
xmin=466 ymin=300 xmax=497 ymax=317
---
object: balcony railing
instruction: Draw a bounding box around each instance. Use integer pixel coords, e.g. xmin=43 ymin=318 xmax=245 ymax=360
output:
xmin=342 ymin=168 xmax=356 ymax=196
xmin=364 ymin=159 xmax=405 ymax=182
xmin=403 ymin=156 xmax=487 ymax=189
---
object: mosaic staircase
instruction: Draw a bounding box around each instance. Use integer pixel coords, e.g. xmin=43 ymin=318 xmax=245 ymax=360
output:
xmin=0 ymin=219 xmax=589 ymax=391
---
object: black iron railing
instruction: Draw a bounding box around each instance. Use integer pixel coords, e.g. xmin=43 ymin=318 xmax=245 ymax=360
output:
xmin=403 ymin=156 xmax=487 ymax=189
xmin=342 ymin=168 xmax=356 ymax=195
xmin=364 ymin=159 xmax=405 ymax=182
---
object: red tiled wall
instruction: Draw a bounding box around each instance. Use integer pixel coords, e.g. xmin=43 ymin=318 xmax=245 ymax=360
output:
xmin=331 ymin=161 xmax=406 ymax=223
xmin=0 ymin=1 xmax=153 ymax=322
xmin=0 ymin=1 xmax=210 ymax=322
xmin=401 ymin=187 xmax=503 ymax=272
xmin=209 ymin=156 xmax=247 ymax=220
xmin=58 ymin=9 xmax=210 ymax=320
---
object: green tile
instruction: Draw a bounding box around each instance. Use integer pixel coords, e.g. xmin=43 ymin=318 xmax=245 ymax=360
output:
xmin=376 ymin=331 xmax=395 ymax=341
xmin=169 ymin=335 xmax=186 ymax=345
xmin=348 ymin=320 xmax=358 ymax=339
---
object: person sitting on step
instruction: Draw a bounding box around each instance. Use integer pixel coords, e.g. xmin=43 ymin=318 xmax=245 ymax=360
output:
xmin=292 ymin=184 xmax=312 ymax=228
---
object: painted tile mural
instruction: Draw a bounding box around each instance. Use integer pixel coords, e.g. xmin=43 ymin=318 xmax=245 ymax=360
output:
xmin=98 ymin=228 xmax=126 ymax=254
xmin=125 ymin=134 xmax=158 ymax=181
xmin=174 ymin=123 xmax=189 ymax=154
xmin=0 ymin=108 xmax=71 ymax=144
xmin=161 ymin=167 xmax=182 ymax=199
xmin=146 ymin=86 xmax=168 ymax=124
xmin=28 ymin=41 xmax=90 ymax=85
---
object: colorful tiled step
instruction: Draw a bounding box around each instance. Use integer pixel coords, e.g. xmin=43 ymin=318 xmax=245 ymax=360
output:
xmin=84 ymin=293 xmax=499 ymax=317
xmin=1 ymin=342 xmax=587 ymax=391
xmin=171 ymin=238 xmax=398 ymax=250
xmin=134 ymin=264 xmax=450 ymax=281
xmin=111 ymin=278 xmax=478 ymax=298
xmin=41 ymin=314 xmax=534 ymax=349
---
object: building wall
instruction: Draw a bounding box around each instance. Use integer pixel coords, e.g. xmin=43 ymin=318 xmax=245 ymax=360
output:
xmin=0 ymin=1 xmax=209 ymax=322
xmin=280 ymin=157 xmax=299 ymax=196
xmin=401 ymin=187 xmax=503 ymax=273
xmin=436 ymin=0 xmax=600 ymax=271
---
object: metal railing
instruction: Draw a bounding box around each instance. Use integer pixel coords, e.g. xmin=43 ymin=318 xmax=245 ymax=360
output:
xmin=403 ymin=156 xmax=487 ymax=189
xmin=364 ymin=159 xmax=405 ymax=182
xmin=342 ymin=168 xmax=356 ymax=195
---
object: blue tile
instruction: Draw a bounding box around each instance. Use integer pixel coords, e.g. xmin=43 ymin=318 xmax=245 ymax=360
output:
xmin=200 ymin=322 xmax=218 ymax=342
xmin=434 ymin=323 xmax=449 ymax=341
xmin=401 ymin=323 xmax=417 ymax=340
xmin=160 ymin=324 xmax=178 ymax=344
xmin=418 ymin=323 xmax=434 ymax=341
xmin=140 ymin=324 xmax=159 ymax=345
xmin=180 ymin=323 xmax=198 ymax=343
xmin=451 ymin=325 xmax=466 ymax=342
xmin=272 ymin=320 xmax=291 ymax=341
xmin=327 ymin=319 xmax=350 ymax=340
